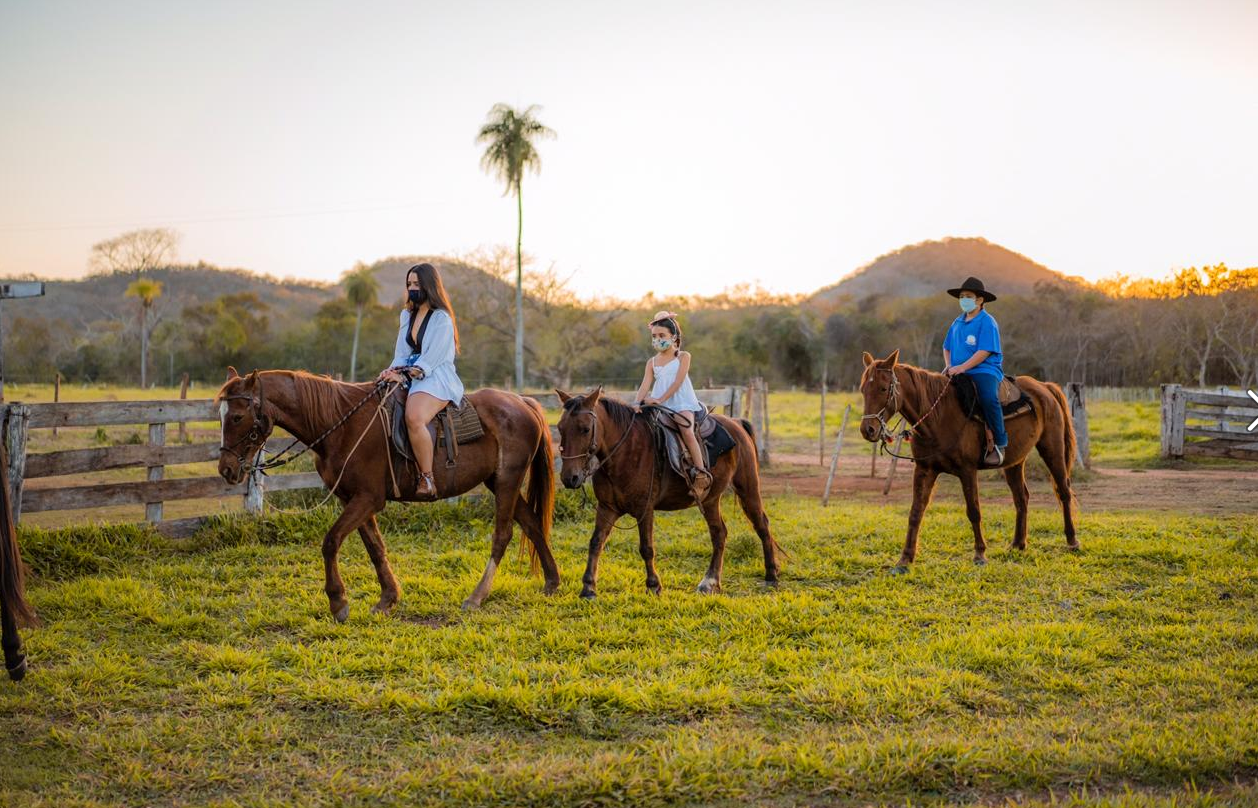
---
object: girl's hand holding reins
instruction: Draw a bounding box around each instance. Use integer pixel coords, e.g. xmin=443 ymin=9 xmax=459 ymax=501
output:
xmin=379 ymin=368 xmax=406 ymax=385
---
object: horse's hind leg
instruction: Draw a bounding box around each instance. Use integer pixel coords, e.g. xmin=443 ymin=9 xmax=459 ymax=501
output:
xmin=1038 ymin=441 xmax=1079 ymax=551
xmin=323 ymin=495 xmax=377 ymax=622
xmin=2 ymin=601 xmax=27 ymax=682
xmin=358 ymin=515 xmax=401 ymax=615
xmin=733 ymin=463 xmax=780 ymax=585
xmin=637 ymin=509 xmax=662 ymax=595
xmin=1003 ymin=463 xmax=1030 ymax=551
xmin=463 ymin=471 xmax=525 ymax=610
xmin=513 ymin=498 xmax=561 ymax=595
xmin=697 ymin=497 xmax=727 ymax=594
xmin=958 ymin=468 xmax=987 ymax=565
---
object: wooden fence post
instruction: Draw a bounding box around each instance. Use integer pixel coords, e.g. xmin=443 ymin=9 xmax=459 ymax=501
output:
xmin=1065 ymin=382 xmax=1090 ymax=470
xmin=882 ymin=432 xmax=905 ymax=496
xmin=4 ymin=404 xmax=30 ymax=523
xmin=1160 ymin=384 xmax=1185 ymax=459
xmin=760 ymin=378 xmax=771 ymax=467
xmin=177 ymin=373 xmax=189 ymax=443
xmin=146 ymin=422 xmax=165 ymax=523
xmin=52 ymin=373 xmax=61 ymax=438
xmin=729 ymin=386 xmax=743 ymax=418
xmin=244 ymin=448 xmax=264 ymax=514
xmin=821 ymin=405 xmax=851 ymax=506
xmin=870 ymin=441 xmax=878 ymax=477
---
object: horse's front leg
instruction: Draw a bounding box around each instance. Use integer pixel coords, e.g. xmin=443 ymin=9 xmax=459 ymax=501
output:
xmin=893 ymin=464 xmax=940 ymax=574
xmin=636 ymin=509 xmax=662 ymax=595
xmin=696 ymin=495 xmax=727 ymax=594
xmin=958 ymin=468 xmax=987 ymax=565
xmin=323 ymin=494 xmax=377 ymax=622
xmin=580 ymin=503 xmax=619 ymax=599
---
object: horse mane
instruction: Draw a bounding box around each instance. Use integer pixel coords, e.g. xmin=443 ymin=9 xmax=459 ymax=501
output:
xmin=563 ymin=392 xmax=638 ymax=434
xmin=895 ymin=363 xmax=952 ymax=403
xmin=216 ymin=370 xmax=374 ymax=437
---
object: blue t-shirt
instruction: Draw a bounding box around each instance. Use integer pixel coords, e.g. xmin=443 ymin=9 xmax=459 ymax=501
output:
xmin=943 ymin=309 xmax=1003 ymax=378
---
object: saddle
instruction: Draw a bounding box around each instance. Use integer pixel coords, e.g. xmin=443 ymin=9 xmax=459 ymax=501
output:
xmin=951 ymin=374 xmax=1034 ymax=466
xmin=645 ymin=405 xmax=737 ymax=484
xmin=386 ymin=386 xmax=485 ymax=472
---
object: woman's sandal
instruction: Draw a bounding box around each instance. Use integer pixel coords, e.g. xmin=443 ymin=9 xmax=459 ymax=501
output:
xmin=415 ymin=471 xmax=438 ymax=501
xmin=690 ymin=468 xmax=714 ymax=502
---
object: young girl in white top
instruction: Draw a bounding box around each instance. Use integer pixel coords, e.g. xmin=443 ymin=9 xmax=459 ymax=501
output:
xmin=635 ymin=311 xmax=713 ymax=499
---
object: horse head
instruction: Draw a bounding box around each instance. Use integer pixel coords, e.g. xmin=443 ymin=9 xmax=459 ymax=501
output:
xmin=859 ymin=349 xmax=901 ymax=443
xmin=216 ymin=367 xmax=273 ymax=485
xmin=555 ymin=386 xmax=604 ymax=488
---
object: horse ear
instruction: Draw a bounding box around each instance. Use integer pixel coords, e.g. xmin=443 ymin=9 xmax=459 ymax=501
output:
xmin=226 ymin=366 xmax=239 ymax=381
xmin=885 ymin=349 xmax=900 ymax=367
xmin=862 ymin=352 xmax=874 ymax=367
xmin=586 ymin=385 xmax=602 ymax=406
xmin=556 ymin=389 xmax=572 ymax=403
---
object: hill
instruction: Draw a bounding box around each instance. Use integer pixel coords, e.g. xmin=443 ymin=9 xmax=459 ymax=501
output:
xmin=812 ymin=237 xmax=1080 ymax=304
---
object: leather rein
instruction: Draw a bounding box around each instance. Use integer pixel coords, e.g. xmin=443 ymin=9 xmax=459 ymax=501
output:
xmin=861 ymin=366 xmax=963 ymax=462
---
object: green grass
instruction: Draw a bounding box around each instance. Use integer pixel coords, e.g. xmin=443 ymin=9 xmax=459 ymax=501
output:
xmin=3 ymin=495 xmax=1255 ymax=806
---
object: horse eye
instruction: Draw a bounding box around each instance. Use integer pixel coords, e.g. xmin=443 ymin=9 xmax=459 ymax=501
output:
xmin=232 ymin=414 xmax=243 ymax=424
xmin=582 ymin=426 xmax=591 ymax=435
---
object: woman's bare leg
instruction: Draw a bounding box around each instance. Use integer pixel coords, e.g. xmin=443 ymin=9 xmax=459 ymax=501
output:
xmin=405 ymin=392 xmax=448 ymax=490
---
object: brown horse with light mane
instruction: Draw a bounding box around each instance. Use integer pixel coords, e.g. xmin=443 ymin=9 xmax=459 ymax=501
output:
xmin=555 ymin=387 xmax=782 ymax=596
xmin=216 ymin=368 xmax=558 ymax=616
xmin=858 ymin=350 xmax=1079 ymax=572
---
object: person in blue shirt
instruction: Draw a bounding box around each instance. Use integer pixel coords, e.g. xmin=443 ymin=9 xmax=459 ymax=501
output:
xmin=942 ymin=276 xmax=1006 ymax=466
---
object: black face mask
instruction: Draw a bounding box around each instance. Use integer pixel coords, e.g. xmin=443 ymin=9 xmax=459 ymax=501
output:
xmin=408 ymin=289 xmax=425 ymax=306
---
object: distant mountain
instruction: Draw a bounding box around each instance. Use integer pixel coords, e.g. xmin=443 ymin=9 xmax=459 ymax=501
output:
xmin=811 ymin=237 xmax=1081 ymax=304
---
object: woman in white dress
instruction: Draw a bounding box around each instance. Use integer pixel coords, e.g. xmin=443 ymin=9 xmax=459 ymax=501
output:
xmin=377 ymin=263 xmax=465 ymax=499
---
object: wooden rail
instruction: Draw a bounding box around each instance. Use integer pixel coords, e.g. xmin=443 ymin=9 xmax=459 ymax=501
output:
xmin=1160 ymin=384 xmax=1258 ymax=460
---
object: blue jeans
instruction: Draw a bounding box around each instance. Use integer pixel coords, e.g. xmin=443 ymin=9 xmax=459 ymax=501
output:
xmin=967 ymin=372 xmax=1007 ymax=448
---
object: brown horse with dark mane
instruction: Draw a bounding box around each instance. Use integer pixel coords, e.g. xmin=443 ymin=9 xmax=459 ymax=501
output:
xmin=217 ymin=369 xmax=558 ymax=616
xmin=858 ymin=350 xmax=1079 ymax=572
xmin=1 ymin=451 xmax=35 ymax=681
xmin=555 ymin=387 xmax=782 ymax=596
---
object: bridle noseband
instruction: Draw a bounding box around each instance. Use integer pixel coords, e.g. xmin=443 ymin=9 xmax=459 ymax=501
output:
xmin=219 ymin=378 xmax=273 ymax=473
xmin=559 ymin=402 xmax=636 ymax=482
xmin=860 ymin=365 xmax=902 ymax=444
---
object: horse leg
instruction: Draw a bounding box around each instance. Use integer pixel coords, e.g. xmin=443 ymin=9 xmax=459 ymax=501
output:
xmin=959 ymin=468 xmax=987 ymax=565
xmin=580 ymin=503 xmax=619 ymax=599
xmin=322 ymin=495 xmax=376 ymax=622
xmin=1 ymin=600 xmax=26 ymax=682
xmin=696 ymin=496 xmax=727 ymax=594
xmin=357 ymin=515 xmax=401 ymax=615
xmin=463 ymin=470 xmax=525 ymax=610
xmin=513 ymin=498 xmax=561 ymax=595
xmin=633 ymin=509 xmax=664 ymax=595
xmin=894 ymin=464 xmax=939 ymax=573
xmin=732 ymin=459 xmax=780 ymax=585
xmin=1003 ymin=462 xmax=1030 ymax=551
xmin=1039 ymin=442 xmax=1080 ymax=550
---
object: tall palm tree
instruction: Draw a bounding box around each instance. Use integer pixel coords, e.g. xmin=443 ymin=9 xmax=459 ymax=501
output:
xmin=125 ymin=277 xmax=163 ymax=388
xmin=476 ymin=103 xmax=555 ymax=390
xmin=342 ymin=262 xmax=380 ymax=382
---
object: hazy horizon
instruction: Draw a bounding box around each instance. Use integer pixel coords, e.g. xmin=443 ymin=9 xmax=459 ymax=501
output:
xmin=2 ymin=0 xmax=1255 ymax=299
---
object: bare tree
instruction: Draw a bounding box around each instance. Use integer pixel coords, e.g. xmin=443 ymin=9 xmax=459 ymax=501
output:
xmin=89 ymin=228 xmax=180 ymax=277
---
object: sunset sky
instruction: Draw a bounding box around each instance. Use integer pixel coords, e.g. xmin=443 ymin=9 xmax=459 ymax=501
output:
xmin=1 ymin=0 xmax=1255 ymax=299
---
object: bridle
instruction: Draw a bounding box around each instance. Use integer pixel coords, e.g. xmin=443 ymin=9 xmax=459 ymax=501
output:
xmin=559 ymin=401 xmax=637 ymax=483
xmin=859 ymin=365 xmax=904 ymax=444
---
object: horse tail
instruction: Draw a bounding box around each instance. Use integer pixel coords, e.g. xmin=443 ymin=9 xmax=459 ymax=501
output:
xmin=0 ymin=469 xmax=37 ymax=629
xmin=1047 ymin=382 xmax=1077 ymax=476
xmin=740 ymin=418 xmax=755 ymax=440
xmin=520 ymin=397 xmax=553 ymax=577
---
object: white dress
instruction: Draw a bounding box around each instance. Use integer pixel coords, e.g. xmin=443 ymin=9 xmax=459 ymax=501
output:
xmin=390 ymin=308 xmax=465 ymax=403
xmin=650 ymin=355 xmax=702 ymax=413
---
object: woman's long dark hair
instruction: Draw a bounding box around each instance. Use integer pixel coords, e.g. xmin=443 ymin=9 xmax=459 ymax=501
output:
xmin=405 ymin=263 xmax=460 ymax=352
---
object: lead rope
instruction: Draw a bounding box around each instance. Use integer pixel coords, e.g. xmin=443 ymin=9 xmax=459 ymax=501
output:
xmin=260 ymin=380 xmax=403 ymax=515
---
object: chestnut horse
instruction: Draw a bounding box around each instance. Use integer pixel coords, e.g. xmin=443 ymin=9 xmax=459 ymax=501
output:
xmin=555 ymin=387 xmax=782 ymax=596
xmin=216 ymin=369 xmax=558 ymax=616
xmin=858 ymin=350 xmax=1078 ymax=572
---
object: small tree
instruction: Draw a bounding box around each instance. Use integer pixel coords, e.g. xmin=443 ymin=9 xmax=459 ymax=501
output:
xmin=90 ymin=228 xmax=180 ymax=276
xmin=125 ymin=277 xmax=163 ymax=388
xmin=341 ymin=262 xmax=381 ymax=382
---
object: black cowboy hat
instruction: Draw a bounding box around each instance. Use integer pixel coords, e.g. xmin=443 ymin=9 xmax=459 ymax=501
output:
xmin=947 ymin=276 xmax=997 ymax=302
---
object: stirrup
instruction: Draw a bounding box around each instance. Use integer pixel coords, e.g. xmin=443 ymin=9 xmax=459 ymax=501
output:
xmin=415 ymin=471 xmax=438 ymax=501
xmin=690 ymin=467 xmax=713 ymax=499
xmin=984 ymin=446 xmax=1006 ymax=467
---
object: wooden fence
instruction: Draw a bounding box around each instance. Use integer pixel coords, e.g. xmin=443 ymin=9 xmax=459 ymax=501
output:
xmin=1160 ymin=384 xmax=1258 ymax=460
xmin=2 ymin=385 xmax=752 ymax=536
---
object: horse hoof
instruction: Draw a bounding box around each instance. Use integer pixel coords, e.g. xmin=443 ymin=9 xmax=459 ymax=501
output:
xmin=761 ymin=578 xmax=780 ymax=589
xmin=7 ymin=656 xmax=27 ymax=682
xmin=461 ymin=598 xmax=481 ymax=612
xmin=889 ymin=565 xmax=910 ymax=576
xmin=370 ymin=601 xmax=395 ymax=616
xmin=1066 ymin=542 xmax=1081 ymax=553
xmin=973 ymin=557 xmax=987 ymax=566
xmin=543 ymin=581 xmax=561 ymax=596
xmin=696 ymin=578 xmax=721 ymax=595
xmin=646 ymin=584 xmax=662 ymax=596
xmin=579 ymin=589 xmax=597 ymax=600
xmin=332 ymin=604 xmax=350 ymax=623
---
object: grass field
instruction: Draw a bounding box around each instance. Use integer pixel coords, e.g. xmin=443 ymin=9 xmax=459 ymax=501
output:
xmin=4 ymin=493 xmax=1256 ymax=806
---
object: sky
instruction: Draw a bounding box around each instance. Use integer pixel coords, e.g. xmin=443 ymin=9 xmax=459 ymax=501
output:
xmin=1 ymin=0 xmax=1256 ymax=300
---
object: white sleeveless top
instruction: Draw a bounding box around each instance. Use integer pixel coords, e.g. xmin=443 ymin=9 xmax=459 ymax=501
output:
xmin=650 ymin=355 xmax=702 ymax=412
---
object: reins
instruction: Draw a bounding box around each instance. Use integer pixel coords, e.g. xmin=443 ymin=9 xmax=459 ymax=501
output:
xmin=863 ymin=366 xmax=971 ymax=462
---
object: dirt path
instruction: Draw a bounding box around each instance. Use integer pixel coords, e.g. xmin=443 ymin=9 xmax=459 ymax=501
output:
xmin=762 ymin=451 xmax=1258 ymax=515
